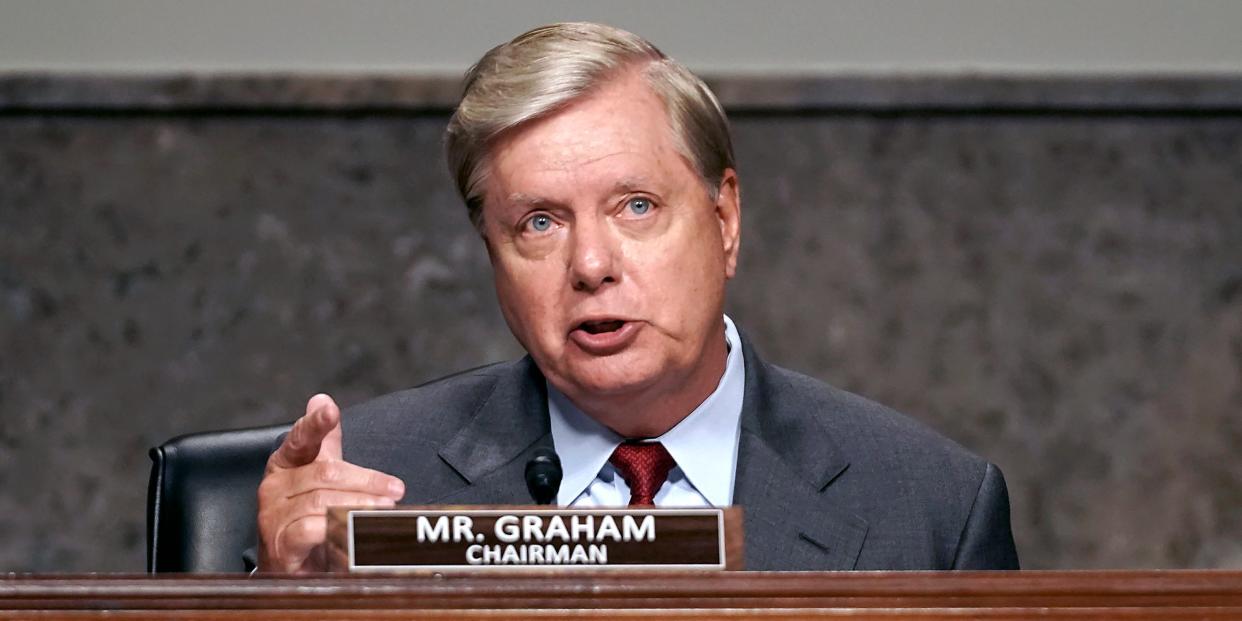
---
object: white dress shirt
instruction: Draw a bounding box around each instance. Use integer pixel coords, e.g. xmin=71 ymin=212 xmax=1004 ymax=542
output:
xmin=548 ymin=315 xmax=747 ymax=507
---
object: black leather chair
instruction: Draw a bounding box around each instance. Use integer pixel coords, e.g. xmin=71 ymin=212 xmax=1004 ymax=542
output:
xmin=146 ymin=423 xmax=290 ymax=572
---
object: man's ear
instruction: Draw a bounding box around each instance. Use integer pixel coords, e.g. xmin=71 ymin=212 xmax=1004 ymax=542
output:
xmin=715 ymin=168 xmax=741 ymax=279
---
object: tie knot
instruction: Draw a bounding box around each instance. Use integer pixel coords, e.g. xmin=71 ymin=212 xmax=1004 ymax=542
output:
xmin=609 ymin=441 xmax=676 ymax=506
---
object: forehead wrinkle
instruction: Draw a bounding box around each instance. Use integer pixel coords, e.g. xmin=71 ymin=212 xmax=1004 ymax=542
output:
xmin=502 ymin=153 xmax=661 ymax=206
xmin=544 ymin=146 xmax=644 ymax=173
xmin=490 ymin=83 xmax=682 ymax=208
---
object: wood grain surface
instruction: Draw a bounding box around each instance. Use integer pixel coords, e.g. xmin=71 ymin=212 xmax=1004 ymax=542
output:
xmin=2 ymin=571 xmax=1241 ymax=619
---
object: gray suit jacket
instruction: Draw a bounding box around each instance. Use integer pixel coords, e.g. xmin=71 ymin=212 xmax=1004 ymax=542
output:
xmin=341 ymin=334 xmax=1019 ymax=570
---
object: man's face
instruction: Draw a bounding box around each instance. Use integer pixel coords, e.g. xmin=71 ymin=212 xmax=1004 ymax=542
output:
xmin=480 ymin=70 xmax=740 ymax=427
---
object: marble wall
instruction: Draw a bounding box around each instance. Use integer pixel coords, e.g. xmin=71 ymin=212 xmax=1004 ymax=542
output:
xmin=1 ymin=77 xmax=1239 ymax=571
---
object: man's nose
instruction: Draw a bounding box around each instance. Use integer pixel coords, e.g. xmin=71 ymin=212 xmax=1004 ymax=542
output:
xmin=568 ymin=219 xmax=619 ymax=292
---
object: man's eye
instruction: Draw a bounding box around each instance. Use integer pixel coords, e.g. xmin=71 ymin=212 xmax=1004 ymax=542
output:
xmin=626 ymin=197 xmax=652 ymax=215
xmin=526 ymin=214 xmax=553 ymax=232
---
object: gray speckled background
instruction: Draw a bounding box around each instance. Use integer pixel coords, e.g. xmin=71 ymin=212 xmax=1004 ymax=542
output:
xmin=2 ymin=78 xmax=1241 ymax=571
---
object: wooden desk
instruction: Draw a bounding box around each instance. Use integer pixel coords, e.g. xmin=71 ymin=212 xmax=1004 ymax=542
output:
xmin=3 ymin=571 xmax=1240 ymax=619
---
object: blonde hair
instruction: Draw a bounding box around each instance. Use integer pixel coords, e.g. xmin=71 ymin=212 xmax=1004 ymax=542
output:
xmin=445 ymin=22 xmax=734 ymax=230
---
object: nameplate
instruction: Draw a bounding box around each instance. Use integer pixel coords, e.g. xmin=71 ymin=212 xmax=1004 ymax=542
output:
xmin=326 ymin=506 xmax=743 ymax=572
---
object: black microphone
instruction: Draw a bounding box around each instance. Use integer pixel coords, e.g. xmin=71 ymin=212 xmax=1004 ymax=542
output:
xmin=525 ymin=447 xmax=562 ymax=505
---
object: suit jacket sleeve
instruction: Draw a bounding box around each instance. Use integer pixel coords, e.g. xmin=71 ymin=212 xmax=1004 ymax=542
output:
xmin=951 ymin=462 xmax=1020 ymax=569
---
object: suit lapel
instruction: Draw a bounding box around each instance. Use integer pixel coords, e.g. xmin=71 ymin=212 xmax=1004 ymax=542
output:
xmin=420 ymin=334 xmax=869 ymax=569
xmin=432 ymin=356 xmax=554 ymax=505
xmin=732 ymin=335 xmax=869 ymax=570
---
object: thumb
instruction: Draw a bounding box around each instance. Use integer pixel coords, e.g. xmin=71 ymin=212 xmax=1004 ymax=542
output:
xmin=318 ymin=405 xmax=343 ymax=462
xmin=269 ymin=394 xmax=341 ymax=470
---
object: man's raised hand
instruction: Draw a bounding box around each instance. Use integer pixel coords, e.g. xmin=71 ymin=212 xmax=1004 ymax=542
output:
xmin=256 ymin=394 xmax=405 ymax=573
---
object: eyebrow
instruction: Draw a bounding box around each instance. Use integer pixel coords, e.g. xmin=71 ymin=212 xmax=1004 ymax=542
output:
xmin=503 ymin=177 xmax=658 ymax=208
xmin=505 ymin=193 xmax=554 ymax=208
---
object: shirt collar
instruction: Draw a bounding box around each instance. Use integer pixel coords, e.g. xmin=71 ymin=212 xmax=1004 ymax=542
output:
xmin=548 ymin=315 xmax=746 ymax=506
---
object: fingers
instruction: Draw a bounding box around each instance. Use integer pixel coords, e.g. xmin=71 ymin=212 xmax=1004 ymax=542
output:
xmin=268 ymin=394 xmax=341 ymax=471
xmin=269 ymin=514 xmax=327 ymax=574
xmin=290 ymin=489 xmax=399 ymax=518
xmin=259 ymin=489 xmax=401 ymax=574
xmin=276 ymin=492 xmax=399 ymax=566
xmin=257 ymin=393 xmax=408 ymax=574
xmin=264 ymin=459 xmax=405 ymax=501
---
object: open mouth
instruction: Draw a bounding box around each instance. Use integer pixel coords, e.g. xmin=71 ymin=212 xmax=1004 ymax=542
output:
xmin=576 ymin=319 xmax=626 ymax=335
xmin=568 ymin=318 xmax=640 ymax=353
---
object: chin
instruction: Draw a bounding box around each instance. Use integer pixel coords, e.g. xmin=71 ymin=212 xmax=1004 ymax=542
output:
xmin=555 ymin=355 xmax=665 ymax=399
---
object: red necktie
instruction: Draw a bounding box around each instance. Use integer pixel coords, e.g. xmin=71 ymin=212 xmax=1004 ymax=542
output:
xmin=609 ymin=441 xmax=676 ymax=506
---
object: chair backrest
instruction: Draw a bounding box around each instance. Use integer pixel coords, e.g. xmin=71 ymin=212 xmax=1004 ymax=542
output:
xmin=146 ymin=423 xmax=290 ymax=572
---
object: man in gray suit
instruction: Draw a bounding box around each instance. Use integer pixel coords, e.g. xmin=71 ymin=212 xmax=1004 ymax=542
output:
xmin=256 ymin=22 xmax=1019 ymax=573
